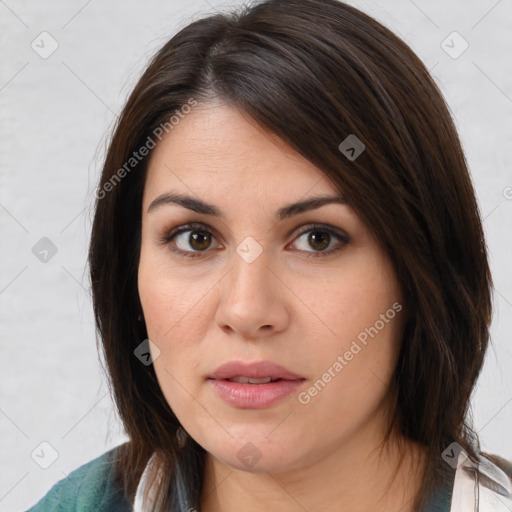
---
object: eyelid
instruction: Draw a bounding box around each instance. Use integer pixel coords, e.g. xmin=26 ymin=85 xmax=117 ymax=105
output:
xmin=160 ymin=222 xmax=223 ymax=245
xmin=291 ymin=223 xmax=350 ymax=245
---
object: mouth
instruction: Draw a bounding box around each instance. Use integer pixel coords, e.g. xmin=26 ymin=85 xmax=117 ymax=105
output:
xmin=207 ymin=360 xmax=305 ymax=409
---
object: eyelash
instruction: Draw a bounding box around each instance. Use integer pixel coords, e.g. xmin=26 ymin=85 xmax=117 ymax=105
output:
xmin=159 ymin=222 xmax=350 ymax=260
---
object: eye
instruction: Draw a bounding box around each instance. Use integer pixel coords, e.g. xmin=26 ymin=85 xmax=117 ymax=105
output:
xmin=160 ymin=223 xmax=222 ymax=258
xmin=289 ymin=224 xmax=350 ymax=257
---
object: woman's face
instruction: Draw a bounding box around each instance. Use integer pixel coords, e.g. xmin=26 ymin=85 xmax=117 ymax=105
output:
xmin=138 ymin=101 xmax=405 ymax=473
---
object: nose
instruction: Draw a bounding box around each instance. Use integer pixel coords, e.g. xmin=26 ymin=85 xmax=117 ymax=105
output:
xmin=215 ymin=243 xmax=290 ymax=340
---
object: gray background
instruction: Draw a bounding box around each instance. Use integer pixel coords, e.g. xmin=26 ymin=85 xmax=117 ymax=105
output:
xmin=1 ymin=1 xmax=511 ymax=510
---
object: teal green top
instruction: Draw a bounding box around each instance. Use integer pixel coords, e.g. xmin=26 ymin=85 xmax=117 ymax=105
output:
xmin=25 ymin=446 xmax=132 ymax=512
xmin=26 ymin=445 xmax=455 ymax=511
xmin=422 ymin=465 xmax=456 ymax=512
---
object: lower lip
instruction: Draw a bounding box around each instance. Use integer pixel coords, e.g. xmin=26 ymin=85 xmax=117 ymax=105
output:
xmin=208 ymin=378 xmax=305 ymax=409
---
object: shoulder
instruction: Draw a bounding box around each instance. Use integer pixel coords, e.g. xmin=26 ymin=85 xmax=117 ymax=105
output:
xmin=26 ymin=443 xmax=132 ymax=512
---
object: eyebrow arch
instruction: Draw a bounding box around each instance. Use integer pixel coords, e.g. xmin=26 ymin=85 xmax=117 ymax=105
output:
xmin=147 ymin=192 xmax=347 ymax=220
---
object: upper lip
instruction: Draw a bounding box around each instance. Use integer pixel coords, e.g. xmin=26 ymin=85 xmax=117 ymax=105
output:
xmin=208 ymin=360 xmax=304 ymax=381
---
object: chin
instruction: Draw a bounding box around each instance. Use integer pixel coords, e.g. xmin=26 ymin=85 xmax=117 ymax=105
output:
xmin=203 ymin=433 xmax=306 ymax=474
xmin=220 ymin=450 xmax=296 ymax=474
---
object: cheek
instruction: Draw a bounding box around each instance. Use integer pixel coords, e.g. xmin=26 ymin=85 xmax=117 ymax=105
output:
xmin=309 ymin=257 xmax=402 ymax=344
xmin=298 ymin=310 xmax=402 ymax=444
xmin=299 ymin=256 xmax=403 ymax=399
xmin=137 ymin=253 xmax=215 ymax=396
xmin=139 ymin=277 xmax=209 ymax=356
xmin=138 ymin=273 xmax=205 ymax=407
xmin=138 ymin=246 xmax=203 ymax=338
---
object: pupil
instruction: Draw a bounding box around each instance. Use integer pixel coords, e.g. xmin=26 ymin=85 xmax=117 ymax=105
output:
xmin=309 ymin=231 xmax=330 ymax=251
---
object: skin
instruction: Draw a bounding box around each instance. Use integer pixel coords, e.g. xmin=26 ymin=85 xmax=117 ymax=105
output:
xmin=138 ymin=100 xmax=426 ymax=512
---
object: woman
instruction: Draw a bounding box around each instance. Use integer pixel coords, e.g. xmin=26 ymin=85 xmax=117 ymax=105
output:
xmin=27 ymin=0 xmax=512 ymax=511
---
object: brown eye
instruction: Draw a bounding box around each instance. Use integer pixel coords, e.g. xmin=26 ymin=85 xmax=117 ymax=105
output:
xmin=291 ymin=224 xmax=350 ymax=257
xmin=160 ymin=222 xmax=224 ymax=259
xmin=308 ymin=230 xmax=331 ymax=251
xmin=175 ymin=229 xmax=214 ymax=252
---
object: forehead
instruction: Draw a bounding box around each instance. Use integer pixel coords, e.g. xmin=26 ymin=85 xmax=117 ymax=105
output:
xmin=142 ymin=102 xmax=339 ymax=204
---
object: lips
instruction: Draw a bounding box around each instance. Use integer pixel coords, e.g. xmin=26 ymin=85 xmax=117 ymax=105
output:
xmin=208 ymin=360 xmax=304 ymax=382
xmin=208 ymin=360 xmax=305 ymax=409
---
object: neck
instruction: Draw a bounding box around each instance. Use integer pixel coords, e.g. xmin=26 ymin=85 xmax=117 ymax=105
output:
xmin=200 ymin=426 xmax=427 ymax=512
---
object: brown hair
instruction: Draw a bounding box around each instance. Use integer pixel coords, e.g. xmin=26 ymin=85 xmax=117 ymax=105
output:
xmin=88 ymin=0 xmax=493 ymax=510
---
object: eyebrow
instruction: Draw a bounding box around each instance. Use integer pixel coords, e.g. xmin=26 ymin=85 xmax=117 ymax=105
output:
xmin=147 ymin=192 xmax=347 ymax=221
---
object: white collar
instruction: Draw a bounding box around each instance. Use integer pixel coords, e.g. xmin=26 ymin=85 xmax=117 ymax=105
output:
xmin=132 ymin=451 xmax=189 ymax=511
xmin=133 ymin=453 xmax=159 ymax=512
xmin=451 ymin=449 xmax=512 ymax=511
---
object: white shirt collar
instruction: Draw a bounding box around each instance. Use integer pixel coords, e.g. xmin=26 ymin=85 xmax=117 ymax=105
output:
xmin=451 ymin=449 xmax=512 ymax=511
xmin=133 ymin=453 xmax=158 ymax=512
